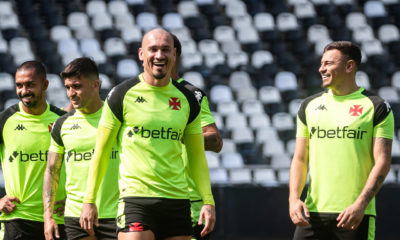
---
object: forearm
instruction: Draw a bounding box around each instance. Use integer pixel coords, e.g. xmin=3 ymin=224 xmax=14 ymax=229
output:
xmin=202 ymin=123 xmax=222 ymax=153
xmin=185 ymin=133 xmax=215 ymax=206
xmin=43 ymin=151 xmax=63 ymax=218
xmin=83 ymin=125 xmax=118 ymax=203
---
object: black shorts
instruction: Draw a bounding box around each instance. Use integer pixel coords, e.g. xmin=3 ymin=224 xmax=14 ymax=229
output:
xmin=293 ymin=212 xmax=375 ymax=240
xmin=64 ymin=217 xmax=117 ymax=240
xmin=116 ymin=197 xmax=192 ymax=239
xmin=3 ymin=219 xmax=66 ymax=240
xmin=192 ymin=224 xmax=210 ymax=240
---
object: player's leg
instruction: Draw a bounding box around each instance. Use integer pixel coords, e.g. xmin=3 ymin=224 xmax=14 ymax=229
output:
xmin=118 ymin=231 xmax=155 ymax=240
xmin=332 ymin=215 xmax=375 ymax=240
xmin=94 ymin=218 xmax=117 ymax=240
xmin=156 ymin=199 xmax=192 ymax=240
xmin=3 ymin=219 xmax=47 ymax=240
xmin=292 ymin=213 xmax=332 ymax=240
xmin=64 ymin=217 xmax=97 ymax=240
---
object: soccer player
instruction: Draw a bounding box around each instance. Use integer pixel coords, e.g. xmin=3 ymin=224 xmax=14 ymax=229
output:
xmin=289 ymin=41 xmax=394 ymax=239
xmin=0 ymin=61 xmax=67 ymax=239
xmin=170 ymin=33 xmax=221 ymax=240
xmin=43 ymin=57 xmax=119 ymax=240
xmin=80 ymin=28 xmax=215 ymax=240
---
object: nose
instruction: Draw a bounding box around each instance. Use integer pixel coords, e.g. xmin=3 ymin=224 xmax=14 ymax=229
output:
xmin=155 ymin=49 xmax=163 ymax=59
xmin=67 ymin=88 xmax=76 ymax=98
xmin=20 ymin=85 xmax=30 ymax=96
xmin=319 ymin=64 xmax=325 ymax=73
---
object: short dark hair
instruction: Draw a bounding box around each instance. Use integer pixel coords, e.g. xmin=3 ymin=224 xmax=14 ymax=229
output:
xmin=17 ymin=61 xmax=46 ymax=81
xmin=323 ymin=41 xmax=362 ymax=69
xmin=171 ymin=33 xmax=182 ymax=58
xmin=60 ymin=57 xmax=99 ymax=81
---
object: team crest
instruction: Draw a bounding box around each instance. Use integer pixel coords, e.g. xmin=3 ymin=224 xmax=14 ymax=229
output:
xmin=349 ymin=105 xmax=363 ymax=116
xmin=48 ymin=123 xmax=54 ymax=132
xmin=169 ymin=97 xmax=181 ymax=110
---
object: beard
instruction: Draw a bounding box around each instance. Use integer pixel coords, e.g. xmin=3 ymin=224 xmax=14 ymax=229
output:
xmin=19 ymin=93 xmax=40 ymax=109
xmin=153 ymin=72 xmax=166 ymax=80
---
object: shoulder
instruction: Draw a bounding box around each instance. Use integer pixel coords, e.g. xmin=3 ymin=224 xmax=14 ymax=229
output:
xmin=51 ymin=110 xmax=76 ymax=146
xmin=0 ymin=104 xmax=20 ymax=144
xmin=361 ymin=89 xmax=392 ymax=126
xmin=172 ymin=80 xmax=201 ymax=124
xmin=298 ymin=90 xmax=327 ymax=125
xmin=176 ymin=79 xmax=206 ymax=104
xmin=49 ymin=105 xmax=67 ymax=116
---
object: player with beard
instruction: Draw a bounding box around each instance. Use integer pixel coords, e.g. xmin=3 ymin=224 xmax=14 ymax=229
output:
xmin=0 ymin=61 xmax=67 ymax=239
xmin=79 ymin=28 xmax=215 ymax=240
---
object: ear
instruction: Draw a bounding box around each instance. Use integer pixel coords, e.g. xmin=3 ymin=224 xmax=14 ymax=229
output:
xmin=93 ymin=79 xmax=101 ymax=89
xmin=42 ymin=79 xmax=49 ymax=91
xmin=138 ymin=48 xmax=144 ymax=61
xmin=346 ymin=60 xmax=355 ymax=73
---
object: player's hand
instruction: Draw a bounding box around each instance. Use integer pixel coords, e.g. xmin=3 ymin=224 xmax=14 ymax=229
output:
xmin=80 ymin=203 xmax=99 ymax=236
xmin=198 ymin=204 xmax=216 ymax=237
xmin=54 ymin=198 xmax=66 ymax=217
xmin=44 ymin=216 xmax=60 ymax=240
xmin=0 ymin=195 xmax=20 ymax=214
xmin=289 ymin=199 xmax=310 ymax=226
xmin=337 ymin=202 xmax=365 ymax=230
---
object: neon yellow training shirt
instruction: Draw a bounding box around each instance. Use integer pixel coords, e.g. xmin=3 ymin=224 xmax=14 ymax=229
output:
xmin=0 ymin=102 xmax=66 ymax=223
xmin=95 ymin=74 xmax=213 ymax=204
xmin=50 ymin=106 xmax=119 ymax=218
xmin=296 ymin=87 xmax=394 ymax=216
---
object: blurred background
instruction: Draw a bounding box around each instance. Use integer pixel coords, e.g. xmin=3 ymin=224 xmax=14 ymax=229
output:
xmin=0 ymin=0 xmax=399 ymax=239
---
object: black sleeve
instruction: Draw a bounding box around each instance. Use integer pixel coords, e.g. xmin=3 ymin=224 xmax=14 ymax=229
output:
xmin=297 ymin=91 xmax=326 ymax=126
xmin=362 ymin=90 xmax=393 ymax=126
xmin=0 ymin=104 xmax=19 ymax=145
xmin=106 ymin=78 xmax=140 ymax=123
xmin=172 ymin=80 xmax=201 ymax=124
xmin=51 ymin=110 xmax=75 ymax=147
xmin=177 ymin=80 xmax=206 ymax=105
xmin=50 ymin=105 xmax=67 ymax=116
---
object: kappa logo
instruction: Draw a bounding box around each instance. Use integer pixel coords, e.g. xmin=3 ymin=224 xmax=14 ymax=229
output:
xmin=169 ymin=97 xmax=181 ymax=110
xmin=129 ymin=222 xmax=143 ymax=232
xmin=349 ymin=105 xmax=363 ymax=116
xmin=384 ymin=100 xmax=391 ymax=112
xmin=194 ymin=90 xmax=202 ymax=103
xmin=315 ymin=104 xmax=327 ymax=111
xmin=134 ymin=96 xmax=147 ymax=103
xmin=14 ymin=124 xmax=27 ymax=131
xmin=70 ymin=124 xmax=81 ymax=130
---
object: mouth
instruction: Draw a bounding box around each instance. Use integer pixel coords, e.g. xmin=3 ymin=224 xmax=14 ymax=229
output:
xmin=153 ymin=62 xmax=166 ymax=68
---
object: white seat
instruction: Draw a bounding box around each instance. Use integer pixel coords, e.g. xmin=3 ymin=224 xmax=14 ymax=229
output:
xmin=236 ymin=87 xmax=257 ymax=103
xmin=391 ymin=71 xmax=400 ymax=90
xmin=221 ymin=152 xmax=244 ymax=168
xmin=126 ymin=0 xmax=146 ymax=5
xmin=5 ymin=98 xmax=20 ymax=109
xmin=229 ymin=71 xmax=252 ymax=91
xmin=210 ymin=85 xmax=233 ymax=104
xmin=253 ymin=168 xmax=279 ymax=186
xmin=361 ymin=40 xmax=384 ymax=56
xmin=263 ymin=140 xmax=285 ymax=157
xmin=62 ymin=52 xmax=83 ymax=66
xmin=227 ymin=51 xmax=249 ymax=69
xmin=121 ymin=26 xmax=142 ymax=44
xmin=230 ymin=168 xmax=252 ymax=184
xmin=378 ymin=24 xmax=400 ymax=43
xmin=57 ymin=38 xmax=79 ymax=56
xmin=249 ymin=113 xmax=271 ymax=130
xmin=287 ymin=0 xmax=308 ymax=5
xmin=225 ymin=0 xmax=247 ymax=18
xmin=231 ymin=127 xmax=254 ymax=143
xmin=206 ymin=151 xmax=220 ymax=169
xmin=307 ymin=24 xmax=330 ymax=44
xmin=391 ymin=139 xmax=400 ymax=157
xmin=13 ymin=51 xmax=35 ymax=66
xmin=47 ymin=74 xmax=63 ymax=90
xmin=50 ymin=25 xmax=72 ymax=42
xmin=91 ymin=12 xmax=113 ymax=31
xmin=355 ymin=71 xmax=371 ymax=90
xmin=220 ymin=138 xmax=237 ymax=154
xmin=162 ymin=13 xmax=184 ymax=30
xmin=213 ymin=25 xmax=236 ymax=43
xmin=289 ymin=99 xmax=303 ymax=117
xmin=378 ymin=86 xmax=400 ymax=103
xmin=270 ymin=153 xmax=292 ymax=169
xmin=254 ymin=12 xmax=275 ymax=31
xmin=275 ymin=71 xmax=298 ymax=91
xmin=198 ymin=39 xmax=220 ymax=55
xmin=286 ymin=139 xmax=296 ymax=156
xmin=108 ymin=0 xmax=129 ymax=16
xmin=0 ymin=13 xmax=19 ymax=30
xmin=294 ymin=2 xmax=316 ymax=18
xmin=256 ymin=127 xmax=280 ymax=144
xmin=115 ymin=13 xmax=135 ymax=30
xmin=178 ymin=1 xmax=199 ymax=18
xmin=86 ymin=50 xmax=107 ymax=64
xmin=221 ymin=40 xmax=241 ymax=54
xmin=242 ymin=99 xmax=264 ymax=115
xmin=181 ymin=52 xmax=203 ymax=70
xmin=10 ymin=37 xmax=31 ymax=56
xmin=259 ymin=86 xmax=282 ymax=104
xmin=352 ymin=26 xmax=375 ymax=43
xmin=232 ymin=14 xmax=253 ymax=30
xmin=213 ymin=112 xmax=224 ymax=129
xmin=204 ymin=53 xmax=225 ymax=68
xmin=170 ymin=27 xmax=192 ymax=42
xmin=276 ymin=12 xmax=299 ymax=32
xmin=237 ymin=26 xmax=259 ymax=44
xmin=251 ymin=50 xmax=274 ymax=69
xmin=0 ymin=39 xmax=7 ymax=53
xmin=364 ymin=0 xmax=387 ymax=18
xmin=209 ymin=168 xmax=229 ymax=184
xmin=0 ymin=1 xmax=13 ymax=16
xmin=74 ymin=26 xmax=95 ymax=40
xmin=314 ymin=38 xmax=333 ymax=56
xmin=116 ymin=59 xmax=140 ymax=78
xmin=181 ymin=40 xmax=197 ymax=55
xmin=136 ymin=12 xmax=159 ymax=31
xmin=346 ymin=12 xmax=368 ymax=30
xmin=195 ymin=0 xmax=215 ymax=5
xmin=272 ymin=112 xmax=295 ymax=131
xmin=384 ymin=169 xmax=397 ymax=184
xmin=67 ymin=12 xmax=89 ymax=30
xmin=104 ymin=38 xmax=127 ymax=56
xmin=0 ymin=73 xmax=14 ymax=91
xmin=86 ymin=0 xmax=107 ymax=16
xmin=79 ymin=38 xmax=101 ymax=55
xmin=99 ymin=73 xmax=113 ymax=90
xmin=225 ymin=113 xmax=247 ymax=130
xmin=277 ymin=169 xmax=290 ymax=184
xmin=216 ymin=101 xmax=239 ymax=115
xmin=182 ymin=72 xmax=205 ymax=90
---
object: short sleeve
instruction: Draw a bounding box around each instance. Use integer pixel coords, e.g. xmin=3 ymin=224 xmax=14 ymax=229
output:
xmin=184 ymin=113 xmax=203 ymax=135
xmin=99 ymin=100 xmax=121 ymax=130
xmin=200 ymin=96 xmax=215 ymax=127
xmin=373 ymin=110 xmax=394 ymax=139
xmin=49 ymin=137 xmax=65 ymax=154
xmin=296 ymin=116 xmax=309 ymax=138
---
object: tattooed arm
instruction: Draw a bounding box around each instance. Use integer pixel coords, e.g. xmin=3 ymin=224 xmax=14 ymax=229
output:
xmin=43 ymin=151 xmax=64 ymax=240
xmin=337 ymin=137 xmax=392 ymax=230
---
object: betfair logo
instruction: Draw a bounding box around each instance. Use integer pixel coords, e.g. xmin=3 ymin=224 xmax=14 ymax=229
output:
xmin=70 ymin=124 xmax=81 ymax=130
xmin=310 ymin=126 xmax=367 ymax=140
xmin=129 ymin=126 xmax=182 ymax=141
xmin=14 ymin=124 xmax=27 ymax=131
xmin=135 ymin=96 xmax=147 ymax=103
xmin=8 ymin=150 xmax=48 ymax=162
xmin=66 ymin=149 xmax=118 ymax=162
